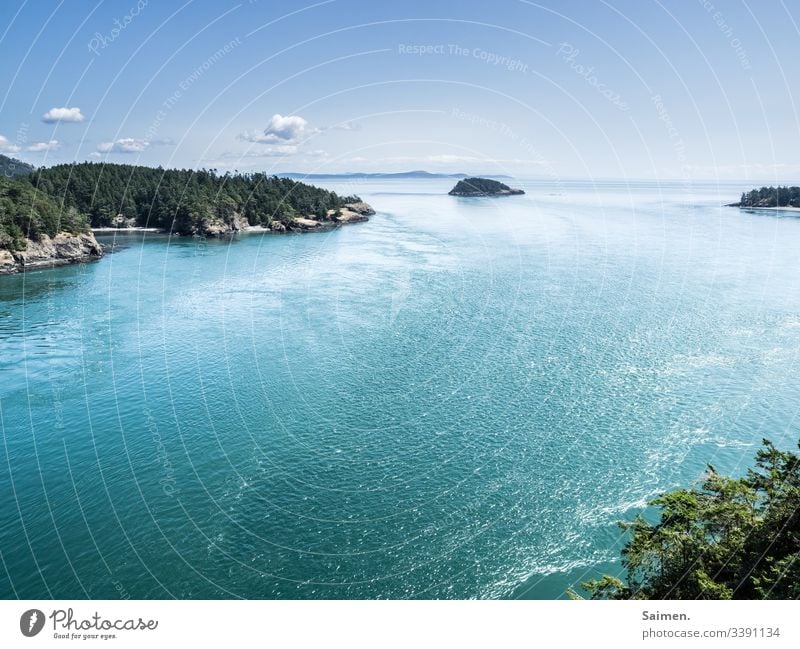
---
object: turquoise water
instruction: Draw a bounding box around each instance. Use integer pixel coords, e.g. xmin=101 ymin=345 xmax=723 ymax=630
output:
xmin=2 ymin=179 xmax=800 ymax=599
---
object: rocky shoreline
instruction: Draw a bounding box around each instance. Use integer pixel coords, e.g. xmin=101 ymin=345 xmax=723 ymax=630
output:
xmin=0 ymin=201 xmax=375 ymax=275
xmin=0 ymin=232 xmax=104 ymax=275
xmin=94 ymin=201 xmax=376 ymax=236
xmin=268 ymin=201 xmax=375 ymax=233
xmin=726 ymin=202 xmax=800 ymax=213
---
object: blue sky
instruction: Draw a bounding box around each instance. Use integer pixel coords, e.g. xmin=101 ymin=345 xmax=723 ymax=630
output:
xmin=1 ymin=0 xmax=798 ymax=180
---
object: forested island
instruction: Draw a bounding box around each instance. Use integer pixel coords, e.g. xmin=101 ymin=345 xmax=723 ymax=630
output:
xmin=575 ymin=438 xmax=800 ymax=600
xmin=448 ymin=177 xmax=525 ymax=196
xmin=0 ymin=155 xmax=373 ymax=274
xmin=729 ymin=185 xmax=800 ymax=209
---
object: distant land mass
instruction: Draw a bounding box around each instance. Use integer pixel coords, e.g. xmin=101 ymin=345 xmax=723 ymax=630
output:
xmin=0 ymin=153 xmax=34 ymax=179
xmin=728 ymin=185 xmax=800 ymax=211
xmin=448 ymin=177 xmax=525 ymax=196
xmin=278 ymin=170 xmax=512 ymax=180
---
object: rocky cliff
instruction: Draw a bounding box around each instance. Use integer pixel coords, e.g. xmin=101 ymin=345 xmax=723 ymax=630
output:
xmin=0 ymin=231 xmax=103 ymax=275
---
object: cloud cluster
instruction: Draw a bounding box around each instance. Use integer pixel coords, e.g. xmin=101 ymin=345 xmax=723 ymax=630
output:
xmin=0 ymin=134 xmax=21 ymax=153
xmin=41 ymin=107 xmax=85 ymax=123
xmin=97 ymin=138 xmax=150 ymax=153
xmin=239 ymin=114 xmax=316 ymax=144
xmin=1 ymin=136 xmax=60 ymax=154
xmin=328 ymin=121 xmax=360 ymax=132
xmin=93 ymin=137 xmax=176 ymax=155
xmin=27 ymin=140 xmax=60 ymax=152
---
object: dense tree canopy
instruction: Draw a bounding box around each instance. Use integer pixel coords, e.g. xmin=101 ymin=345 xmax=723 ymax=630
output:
xmin=27 ymin=162 xmax=358 ymax=232
xmin=738 ymin=186 xmax=800 ymax=208
xmin=0 ymin=161 xmax=361 ymax=250
xmin=0 ymin=175 xmax=87 ymax=250
xmin=579 ymin=438 xmax=800 ymax=599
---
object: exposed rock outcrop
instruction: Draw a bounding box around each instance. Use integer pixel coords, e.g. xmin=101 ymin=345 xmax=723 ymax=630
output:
xmin=197 ymin=212 xmax=250 ymax=237
xmin=343 ymin=201 xmax=376 ymax=216
xmin=110 ymin=214 xmax=137 ymax=228
xmin=278 ymin=200 xmax=376 ymax=232
xmin=0 ymin=250 xmax=16 ymax=274
xmin=332 ymin=209 xmax=368 ymax=224
xmin=326 ymin=201 xmax=376 ymax=224
xmin=291 ymin=217 xmax=324 ymax=231
xmin=102 ymin=202 xmax=375 ymax=237
xmin=0 ymin=231 xmax=104 ymax=275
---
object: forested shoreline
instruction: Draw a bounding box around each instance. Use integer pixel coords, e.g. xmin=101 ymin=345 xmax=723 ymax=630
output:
xmin=732 ymin=186 xmax=800 ymax=208
xmin=1 ymin=154 xmax=366 ymax=253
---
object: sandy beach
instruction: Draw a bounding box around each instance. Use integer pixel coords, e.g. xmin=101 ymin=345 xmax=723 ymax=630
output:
xmin=92 ymin=227 xmax=163 ymax=232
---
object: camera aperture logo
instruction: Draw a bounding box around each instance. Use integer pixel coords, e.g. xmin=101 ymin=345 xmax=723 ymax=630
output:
xmin=18 ymin=608 xmax=158 ymax=641
xmin=20 ymin=609 xmax=45 ymax=637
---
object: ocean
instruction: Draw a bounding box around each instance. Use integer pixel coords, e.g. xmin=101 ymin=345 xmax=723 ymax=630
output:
xmin=1 ymin=178 xmax=799 ymax=599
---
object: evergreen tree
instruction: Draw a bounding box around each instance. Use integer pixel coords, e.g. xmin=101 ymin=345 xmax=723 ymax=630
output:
xmin=579 ymin=438 xmax=800 ymax=599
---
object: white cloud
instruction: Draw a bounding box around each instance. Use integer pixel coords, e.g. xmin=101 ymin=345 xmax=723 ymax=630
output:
xmin=327 ymin=121 xmax=360 ymax=132
xmin=97 ymin=138 xmax=149 ymax=153
xmin=26 ymin=140 xmax=60 ymax=152
xmin=41 ymin=106 xmax=85 ymax=123
xmin=240 ymin=114 xmax=316 ymax=144
xmin=0 ymin=134 xmax=21 ymax=153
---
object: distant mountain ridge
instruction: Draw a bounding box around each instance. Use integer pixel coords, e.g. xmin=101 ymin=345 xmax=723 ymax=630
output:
xmin=278 ymin=170 xmax=512 ymax=180
xmin=0 ymin=154 xmax=34 ymax=179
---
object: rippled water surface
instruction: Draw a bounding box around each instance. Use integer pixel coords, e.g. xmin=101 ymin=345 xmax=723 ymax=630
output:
xmin=2 ymin=179 xmax=799 ymax=598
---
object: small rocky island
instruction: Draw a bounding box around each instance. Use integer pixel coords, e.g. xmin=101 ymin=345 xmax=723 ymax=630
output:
xmin=448 ymin=177 xmax=525 ymax=196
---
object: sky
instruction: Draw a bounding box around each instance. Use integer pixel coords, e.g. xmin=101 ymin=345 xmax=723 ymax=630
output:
xmin=0 ymin=0 xmax=798 ymax=181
